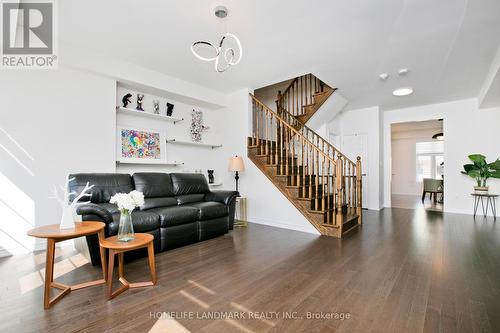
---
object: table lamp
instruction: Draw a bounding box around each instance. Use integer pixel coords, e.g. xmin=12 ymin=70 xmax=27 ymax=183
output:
xmin=229 ymin=156 xmax=245 ymax=193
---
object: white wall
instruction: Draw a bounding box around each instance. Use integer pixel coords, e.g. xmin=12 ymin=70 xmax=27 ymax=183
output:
xmin=391 ymin=127 xmax=442 ymax=195
xmin=115 ymin=86 xmax=226 ymax=183
xmin=384 ymin=99 xmax=500 ymax=216
xmin=62 ymin=45 xmax=226 ymax=109
xmin=327 ymin=107 xmax=383 ymax=210
xmin=254 ymin=79 xmax=293 ymax=112
xmin=0 ymin=68 xmax=116 ymax=255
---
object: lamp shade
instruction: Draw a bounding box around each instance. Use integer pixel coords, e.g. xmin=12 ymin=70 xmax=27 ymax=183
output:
xmin=229 ymin=156 xmax=245 ymax=172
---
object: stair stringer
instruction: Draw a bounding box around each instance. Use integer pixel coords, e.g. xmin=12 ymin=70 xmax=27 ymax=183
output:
xmin=248 ymin=146 xmax=342 ymax=237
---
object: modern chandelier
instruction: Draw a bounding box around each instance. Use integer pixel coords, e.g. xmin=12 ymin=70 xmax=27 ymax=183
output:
xmin=191 ymin=6 xmax=242 ymax=73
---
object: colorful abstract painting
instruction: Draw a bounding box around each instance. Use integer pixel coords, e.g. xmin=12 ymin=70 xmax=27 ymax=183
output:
xmin=121 ymin=129 xmax=161 ymax=159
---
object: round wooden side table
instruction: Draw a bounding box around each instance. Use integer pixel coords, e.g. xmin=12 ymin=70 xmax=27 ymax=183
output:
xmin=99 ymin=233 xmax=157 ymax=300
xmin=27 ymin=221 xmax=107 ymax=309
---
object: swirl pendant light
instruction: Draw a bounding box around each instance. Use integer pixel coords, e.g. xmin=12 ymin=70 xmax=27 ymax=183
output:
xmin=191 ymin=6 xmax=242 ymax=73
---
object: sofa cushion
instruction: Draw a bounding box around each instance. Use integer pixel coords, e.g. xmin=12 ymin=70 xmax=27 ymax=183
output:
xmin=147 ymin=206 xmax=200 ymax=227
xmin=69 ymin=173 xmax=133 ymax=203
xmin=185 ymin=201 xmax=228 ymax=220
xmin=141 ymin=197 xmax=178 ymax=210
xmin=176 ymin=194 xmax=205 ymax=205
xmin=94 ymin=202 xmax=120 ymax=215
xmin=198 ymin=217 xmax=229 ymax=240
xmin=160 ymin=222 xmax=198 ymax=251
xmin=110 ymin=211 xmax=160 ymax=233
xmin=132 ymin=173 xmax=175 ymax=198
xmin=170 ymin=173 xmax=209 ymax=195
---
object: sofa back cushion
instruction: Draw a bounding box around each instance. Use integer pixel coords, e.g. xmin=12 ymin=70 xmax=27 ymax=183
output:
xmin=170 ymin=173 xmax=209 ymax=196
xmin=132 ymin=173 xmax=175 ymax=198
xmin=141 ymin=197 xmax=178 ymax=210
xmin=176 ymin=194 xmax=206 ymax=205
xmin=69 ymin=173 xmax=134 ymax=204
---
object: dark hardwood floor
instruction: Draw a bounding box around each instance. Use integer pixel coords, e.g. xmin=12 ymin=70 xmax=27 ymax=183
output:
xmin=1 ymin=208 xmax=499 ymax=332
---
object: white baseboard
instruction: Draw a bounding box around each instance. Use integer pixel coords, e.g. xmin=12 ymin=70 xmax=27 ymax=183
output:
xmin=247 ymin=216 xmax=321 ymax=235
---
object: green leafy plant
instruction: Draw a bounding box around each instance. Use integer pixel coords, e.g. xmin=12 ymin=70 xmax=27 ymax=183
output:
xmin=461 ymin=154 xmax=500 ymax=187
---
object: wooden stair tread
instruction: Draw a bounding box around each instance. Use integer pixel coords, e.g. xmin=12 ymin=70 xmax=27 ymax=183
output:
xmin=321 ymin=223 xmax=340 ymax=229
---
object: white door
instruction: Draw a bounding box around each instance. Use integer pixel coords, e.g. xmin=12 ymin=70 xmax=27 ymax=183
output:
xmin=340 ymin=134 xmax=368 ymax=208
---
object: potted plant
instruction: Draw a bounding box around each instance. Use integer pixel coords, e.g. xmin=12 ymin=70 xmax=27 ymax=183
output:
xmin=461 ymin=154 xmax=500 ymax=192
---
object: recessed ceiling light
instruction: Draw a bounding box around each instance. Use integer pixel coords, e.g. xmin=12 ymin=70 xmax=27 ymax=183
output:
xmin=393 ymin=87 xmax=413 ymax=96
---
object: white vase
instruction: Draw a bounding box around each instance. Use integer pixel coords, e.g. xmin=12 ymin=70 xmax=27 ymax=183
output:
xmin=59 ymin=205 xmax=76 ymax=229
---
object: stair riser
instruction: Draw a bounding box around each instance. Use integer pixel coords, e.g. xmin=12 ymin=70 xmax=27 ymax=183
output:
xmin=310 ymin=195 xmax=335 ymax=211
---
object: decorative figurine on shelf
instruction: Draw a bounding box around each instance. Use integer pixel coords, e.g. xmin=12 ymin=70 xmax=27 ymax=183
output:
xmin=190 ymin=109 xmax=209 ymax=142
xmin=136 ymin=93 xmax=144 ymax=111
xmin=207 ymin=170 xmax=215 ymax=184
xmin=166 ymin=102 xmax=174 ymax=117
xmin=49 ymin=176 xmax=95 ymax=229
xmin=122 ymin=93 xmax=132 ymax=108
xmin=153 ymin=100 xmax=160 ymax=114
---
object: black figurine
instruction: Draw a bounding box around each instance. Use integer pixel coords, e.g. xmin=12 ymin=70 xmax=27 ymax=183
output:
xmin=122 ymin=93 xmax=132 ymax=108
xmin=166 ymin=102 xmax=174 ymax=116
xmin=136 ymin=94 xmax=144 ymax=111
xmin=207 ymin=170 xmax=214 ymax=184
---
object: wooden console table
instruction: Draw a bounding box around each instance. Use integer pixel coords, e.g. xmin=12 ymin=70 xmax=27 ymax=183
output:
xmin=27 ymin=222 xmax=107 ymax=309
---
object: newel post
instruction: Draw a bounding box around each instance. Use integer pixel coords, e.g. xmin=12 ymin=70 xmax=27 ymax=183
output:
xmin=336 ymin=157 xmax=343 ymax=231
xmin=356 ymin=156 xmax=362 ymax=225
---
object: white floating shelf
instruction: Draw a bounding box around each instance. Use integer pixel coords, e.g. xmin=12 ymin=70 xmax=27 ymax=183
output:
xmin=116 ymin=161 xmax=184 ymax=166
xmin=117 ymin=107 xmax=184 ymax=123
xmin=209 ymin=183 xmax=223 ymax=187
xmin=166 ymin=139 xmax=222 ymax=149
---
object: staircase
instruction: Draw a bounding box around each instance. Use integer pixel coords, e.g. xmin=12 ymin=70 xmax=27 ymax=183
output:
xmin=276 ymin=73 xmax=336 ymax=127
xmin=248 ymin=74 xmax=362 ymax=237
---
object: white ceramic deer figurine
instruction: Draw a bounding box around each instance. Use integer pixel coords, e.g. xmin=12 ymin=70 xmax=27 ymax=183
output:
xmin=50 ymin=176 xmax=94 ymax=229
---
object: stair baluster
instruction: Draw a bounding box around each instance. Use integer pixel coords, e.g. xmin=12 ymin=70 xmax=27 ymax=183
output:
xmin=249 ymin=91 xmax=361 ymax=237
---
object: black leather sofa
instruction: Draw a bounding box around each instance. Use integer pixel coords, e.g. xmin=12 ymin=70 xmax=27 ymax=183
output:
xmin=70 ymin=173 xmax=238 ymax=265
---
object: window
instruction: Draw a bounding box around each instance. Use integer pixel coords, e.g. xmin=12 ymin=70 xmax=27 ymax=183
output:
xmin=416 ymin=141 xmax=444 ymax=182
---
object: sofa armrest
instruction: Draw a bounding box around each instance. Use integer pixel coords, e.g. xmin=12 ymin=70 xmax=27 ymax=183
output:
xmin=76 ymin=203 xmax=114 ymax=224
xmin=205 ymin=190 xmax=239 ymax=205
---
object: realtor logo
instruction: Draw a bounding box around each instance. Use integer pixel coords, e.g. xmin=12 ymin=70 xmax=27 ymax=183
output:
xmin=1 ymin=0 xmax=57 ymax=69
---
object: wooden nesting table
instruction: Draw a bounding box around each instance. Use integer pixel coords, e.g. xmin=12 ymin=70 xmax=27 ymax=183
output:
xmin=99 ymin=233 xmax=157 ymax=299
xmin=27 ymin=222 xmax=107 ymax=309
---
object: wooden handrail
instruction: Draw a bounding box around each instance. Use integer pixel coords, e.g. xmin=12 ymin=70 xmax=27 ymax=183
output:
xmin=277 ymin=73 xmax=325 ymax=117
xmin=250 ymin=93 xmax=362 ymax=225
xmin=278 ymin=77 xmax=298 ymax=101
xmin=251 ymin=94 xmax=337 ymax=165
xmin=277 ymin=104 xmax=356 ymax=166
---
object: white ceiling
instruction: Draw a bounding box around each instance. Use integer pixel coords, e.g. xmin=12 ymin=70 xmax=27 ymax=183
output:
xmin=60 ymin=0 xmax=500 ymax=110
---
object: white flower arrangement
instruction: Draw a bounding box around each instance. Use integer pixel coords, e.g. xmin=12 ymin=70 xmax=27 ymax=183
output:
xmin=110 ymin=190 xmax=145 ymax=213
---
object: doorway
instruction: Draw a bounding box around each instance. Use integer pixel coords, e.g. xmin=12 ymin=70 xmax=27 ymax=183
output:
xmin=390 ymin=119 xmax=444 ymax=212
xmin=330 ymin=133 xmax=369 ymax=208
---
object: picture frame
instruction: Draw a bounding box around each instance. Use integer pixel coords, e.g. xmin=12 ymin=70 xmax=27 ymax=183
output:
xmin=116 ymin=126 xmax=167 ymax=164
